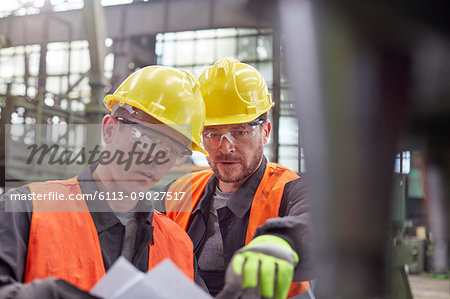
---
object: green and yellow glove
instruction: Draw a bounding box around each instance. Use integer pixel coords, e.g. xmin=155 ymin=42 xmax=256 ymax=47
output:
xmin=216 ymin=235 xmax=299 ymax=299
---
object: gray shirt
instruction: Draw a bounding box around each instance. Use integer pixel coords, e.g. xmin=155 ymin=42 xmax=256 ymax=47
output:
xmin=113 ymin=211 xmax=138 ymax=262
xmin=197 ymin=187 xmax=235 ymax=271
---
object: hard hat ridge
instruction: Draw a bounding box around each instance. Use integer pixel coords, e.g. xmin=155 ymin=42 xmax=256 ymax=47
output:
xmin=199 ymin=57 xmax=274 ymax=126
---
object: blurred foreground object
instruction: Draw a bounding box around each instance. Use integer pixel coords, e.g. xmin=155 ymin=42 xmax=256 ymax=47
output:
xmin=277 ymin=0 xmax=450 ymax=297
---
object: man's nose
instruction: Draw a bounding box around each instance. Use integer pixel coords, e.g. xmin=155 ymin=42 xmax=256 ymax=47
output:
xmin=218 ymin=133 xmax=235 ymax=152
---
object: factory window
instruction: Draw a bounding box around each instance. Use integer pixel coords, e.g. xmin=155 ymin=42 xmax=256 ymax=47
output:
xmin=395 ymin=151 xmax=411 ymax=174
xmin=0 ymin=45 xmax=41 ymax=97
xmin=0 ymin=39 xmax=113 ymax=119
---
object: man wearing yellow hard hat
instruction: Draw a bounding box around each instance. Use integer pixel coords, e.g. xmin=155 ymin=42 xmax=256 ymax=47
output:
xmin=0 ymin=66 xmax=205 ymax=297
xmin=165 ymin=57 xmax=315 ymax=299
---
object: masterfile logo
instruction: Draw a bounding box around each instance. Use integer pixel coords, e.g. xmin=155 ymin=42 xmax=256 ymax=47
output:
xmin=26 ymin=142 xmax=173 ymax=170
xmin=4 ymin=123 xmax=194 ymax=213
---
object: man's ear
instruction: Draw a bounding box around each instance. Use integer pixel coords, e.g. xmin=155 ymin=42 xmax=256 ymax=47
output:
xmin=102 ymin=115 xmax=117 ymax=144
xmin=263 ymin=121 xmax=271 ymax=144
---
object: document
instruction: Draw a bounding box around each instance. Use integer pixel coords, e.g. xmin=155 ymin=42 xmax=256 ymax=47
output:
xmin=91 ymin=257 xmax=212 ymax=299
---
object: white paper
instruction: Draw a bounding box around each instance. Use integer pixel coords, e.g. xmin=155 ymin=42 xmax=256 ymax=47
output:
xmin=90 ymin=257 xmax=145 ymax=298
xmin=91 ymin=257 xmax=213 ymax=299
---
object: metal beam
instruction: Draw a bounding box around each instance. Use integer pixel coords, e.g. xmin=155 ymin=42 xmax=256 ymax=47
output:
xmin=0 ymin=84 xmax=14 ymax=173
xmin=271 ymin=23 xmax=281 ymax=163
xmin=0 ymin=0 xmax=271 ymax=47
xmin=83 ymin=0 xmax=108 ymax=167
xmin=109 ymin=35 xmax=157 ymax=92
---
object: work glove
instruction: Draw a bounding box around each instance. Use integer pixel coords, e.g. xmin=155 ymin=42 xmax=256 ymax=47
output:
xmin=216 ymin=235 xmax=299 ymax=299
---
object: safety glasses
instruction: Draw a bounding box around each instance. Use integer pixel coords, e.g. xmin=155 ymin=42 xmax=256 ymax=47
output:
xmin=115 ymin=117 xmax=192 ymax=167
xmin=202 ymin=119 xmax=265 ymax=149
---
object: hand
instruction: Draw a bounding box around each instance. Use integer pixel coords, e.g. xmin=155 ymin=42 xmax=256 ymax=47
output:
xmin=217 ymin=235 xmax=299 ymax=299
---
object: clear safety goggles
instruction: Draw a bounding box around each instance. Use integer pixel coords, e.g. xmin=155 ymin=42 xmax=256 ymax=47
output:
xmin=202 ymin=119 xmax=265 ymax=149
xmin=115 ymin=117 xmax=191 ymax=167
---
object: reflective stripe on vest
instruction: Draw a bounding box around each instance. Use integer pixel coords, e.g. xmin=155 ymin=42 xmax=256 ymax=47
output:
xmin=167 ymin=163 xmax=309 ymax=298
xmin=25 ymin=178 xmax=194 ymax=291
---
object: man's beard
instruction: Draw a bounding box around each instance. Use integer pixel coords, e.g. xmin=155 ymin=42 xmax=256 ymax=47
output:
xmin=208 ymin=144 xmax=263 ymax=183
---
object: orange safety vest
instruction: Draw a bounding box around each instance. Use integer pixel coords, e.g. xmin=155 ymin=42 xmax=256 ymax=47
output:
xmin=24 ymin=177 xmax=194 ymax=291
xmin=166 ymin=162 xmax=309 ymax=297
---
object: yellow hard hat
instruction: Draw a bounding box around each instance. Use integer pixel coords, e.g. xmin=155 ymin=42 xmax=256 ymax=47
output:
xmin=199 ymin=57 xmax=274 ymax=126
xmin=104 ymin=65 xmax=207 ymax=155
